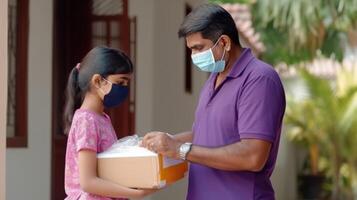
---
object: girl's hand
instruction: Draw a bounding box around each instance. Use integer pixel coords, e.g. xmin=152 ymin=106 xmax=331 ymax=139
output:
xmin=132 ymin=188 xmax=159 ymax=199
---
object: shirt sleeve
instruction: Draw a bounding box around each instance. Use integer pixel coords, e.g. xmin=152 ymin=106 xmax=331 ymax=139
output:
xmin=238 ymin=75 xmax=285 ymax=142
xmin=74 ymin=115 xmax=99 ymax=152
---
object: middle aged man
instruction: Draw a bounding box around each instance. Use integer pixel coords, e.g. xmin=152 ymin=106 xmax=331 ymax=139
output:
xmin=142 ymin=3 xmax=286 ymax=200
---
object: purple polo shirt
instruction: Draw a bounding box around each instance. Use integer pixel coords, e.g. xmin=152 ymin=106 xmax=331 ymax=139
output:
xmin=187 ymin=48 xmax=286 ymax=200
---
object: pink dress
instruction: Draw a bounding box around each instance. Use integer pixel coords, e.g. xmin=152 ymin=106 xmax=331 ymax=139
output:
xmin=64 ymin=109 xmax=126 ymax=200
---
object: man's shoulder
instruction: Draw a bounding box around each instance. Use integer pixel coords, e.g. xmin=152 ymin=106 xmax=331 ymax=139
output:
xmin=245 ymin=58 xmax=282 ymax=86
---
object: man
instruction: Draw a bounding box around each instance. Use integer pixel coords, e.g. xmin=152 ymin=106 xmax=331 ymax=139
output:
xmin=142 ymin=3 xmax=285 ymax=200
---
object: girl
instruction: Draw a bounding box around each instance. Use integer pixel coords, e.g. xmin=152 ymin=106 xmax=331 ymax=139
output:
xmin=63 ymin=47 xmax=155 ymax=199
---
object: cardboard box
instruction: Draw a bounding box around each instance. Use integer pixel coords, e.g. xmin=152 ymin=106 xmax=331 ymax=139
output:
xmin=97 ymin=146 xmax=188 ymax=189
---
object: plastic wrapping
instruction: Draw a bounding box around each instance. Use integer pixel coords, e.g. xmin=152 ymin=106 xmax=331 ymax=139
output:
xmin=108 ymin=134 xmax=141 ymax=149
xmin=97 ymin=135 xmax=156 ymax=158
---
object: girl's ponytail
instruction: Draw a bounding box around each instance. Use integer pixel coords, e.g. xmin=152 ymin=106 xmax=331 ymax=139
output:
xmin=63 ymin=66 xmax=81 ymax=134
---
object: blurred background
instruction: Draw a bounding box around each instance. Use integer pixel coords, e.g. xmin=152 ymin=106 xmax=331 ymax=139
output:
xmin=1 ymin=0 xmax=357 ymax=199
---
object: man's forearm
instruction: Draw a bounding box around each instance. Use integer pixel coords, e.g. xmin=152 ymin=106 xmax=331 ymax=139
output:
xmin=186 ymin=139 xmax=271 ymax=172
xmin=172 ymin=131 xmax=193 ymax=143
xmin=142 ymin=132 xmax=271 ymax=172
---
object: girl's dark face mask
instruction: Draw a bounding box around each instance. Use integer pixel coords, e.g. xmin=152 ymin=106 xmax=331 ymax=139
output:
xmin=100 ymin=78 xmax=129 ymax=108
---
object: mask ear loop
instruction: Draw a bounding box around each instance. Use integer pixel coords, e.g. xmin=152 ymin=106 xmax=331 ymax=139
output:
xmin=102 ymin=77 xmax=113 ymax=85
xmin=220 ymin=49 xmax=226 ymax=61
xmin=212 ymin=36 xmax=227 ymax=62
xmin=98 ymin=77 xmax=112 ymax=95
xmin=209 ymin=36 xmax=224 ymax=62
xmin=211 ymin=36 xmax=222 ymax=49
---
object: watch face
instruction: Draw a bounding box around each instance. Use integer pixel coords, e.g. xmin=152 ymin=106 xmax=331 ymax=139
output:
xmin=181 ymin=144 xmax=189 ymax=152
xmin=179 ymin=143 xmax=192 ymax=160
xmin=180 ymin=145 xmax=185 ymax=152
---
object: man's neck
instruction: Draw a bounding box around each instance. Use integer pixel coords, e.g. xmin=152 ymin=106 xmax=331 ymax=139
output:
xmin=219 ymin=46 xmax=242 ymax=78
xmin=214 ymin=46 xmax=242 ymax=89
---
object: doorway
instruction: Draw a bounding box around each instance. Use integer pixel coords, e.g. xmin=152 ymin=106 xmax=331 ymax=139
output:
xmin=51 ymin=0 xmax=136 ymax=199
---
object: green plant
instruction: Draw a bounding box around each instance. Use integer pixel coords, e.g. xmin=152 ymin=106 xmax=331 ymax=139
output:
xmin=209 ymin=0 xmax=255 ymax=4
xmin=336 ymin=67 xmax=357 ymax=199
xmin=285 ymin=67 xmax=357 ymax=199
xmin=285 ymin=98 xmax=325 ymax=175
xmin=251 ymin=0 xmax=357 ymax=65
xmin=211 ymin=0 xmax=357 ymax=65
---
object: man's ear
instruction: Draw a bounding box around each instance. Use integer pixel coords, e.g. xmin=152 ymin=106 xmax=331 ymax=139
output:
xmin=91 ymin=74 xmax=103 ymax=89
xmin=221 ymin=35 xmax=231 ymax=51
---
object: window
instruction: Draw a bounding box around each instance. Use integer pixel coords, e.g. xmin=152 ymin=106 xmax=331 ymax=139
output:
xmin=89 ymin=0 xmax=135 ymax=136
xmin=7 ymin=0 xmax=29 ymax=147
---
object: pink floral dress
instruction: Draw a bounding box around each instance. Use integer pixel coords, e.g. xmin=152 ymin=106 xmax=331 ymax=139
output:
xmin=64 ymin=109 xmax=126 ymax=200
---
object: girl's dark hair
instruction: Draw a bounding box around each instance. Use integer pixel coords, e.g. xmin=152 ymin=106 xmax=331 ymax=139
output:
xmin=63 ymin=46 xmax=133 ymax=134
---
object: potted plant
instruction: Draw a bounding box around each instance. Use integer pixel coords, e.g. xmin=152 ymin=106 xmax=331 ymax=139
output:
xmin=285 ymin=67 xmax=357 ymax=199
xmin=334 ymin=67 xmax=357 ymax=199
xmin=285 ymin=95 xmax=327 ymax=199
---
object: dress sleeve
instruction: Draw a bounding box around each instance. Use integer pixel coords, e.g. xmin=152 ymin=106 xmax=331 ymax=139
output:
xmin=73 ymin=115 xmax=99 ymax=152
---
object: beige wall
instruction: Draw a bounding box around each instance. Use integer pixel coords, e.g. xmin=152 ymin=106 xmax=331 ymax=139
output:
xmin=149 ymin=2 xmax=207 ymax=199
xmin=271 ymin=130 xmax=298 ymax=200
xmin=6 ymin=0 xmax=53 ymax=199
xmin=0 ymin=0 xmax=8 ymax=199
xmin=129 ymin=1 xmax=206 ymax=199
xmin=151 ymin=0 xmax=207 ymax=134
xmin=129 ymin=0 xmax=156 ymax=134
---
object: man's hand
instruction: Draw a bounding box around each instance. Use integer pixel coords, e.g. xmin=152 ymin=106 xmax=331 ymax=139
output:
xmin=141 ymin=132 xmax=183 ymax=159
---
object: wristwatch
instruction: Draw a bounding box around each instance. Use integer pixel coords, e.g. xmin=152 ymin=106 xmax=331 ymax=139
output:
xmin=179 ymin=142 xmax=193 ymax=160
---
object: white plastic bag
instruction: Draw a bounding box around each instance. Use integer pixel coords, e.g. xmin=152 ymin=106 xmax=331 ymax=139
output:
xmin=97 ymin=135 xmax=156 ymax=158
xmin=111 ymin=134 xmax=142 ymax=148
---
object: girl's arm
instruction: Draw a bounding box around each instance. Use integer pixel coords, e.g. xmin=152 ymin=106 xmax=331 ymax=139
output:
xmin=78 ymin=150 xmax=156 ymax=199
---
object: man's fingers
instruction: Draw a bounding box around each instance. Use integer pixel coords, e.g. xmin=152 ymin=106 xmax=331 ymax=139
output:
xmin=141 ymin=132 xmax=171 ymax=154
xmin=141 ymin=132 xmax=158 ymax=147
xmin=145 ymin=137 xmax=167 ymax=153
xmin=142 ymin=132 xmax=164 ymax=142
xmin=142 ymin=138 xmax=157 ymax=151
xmin=142 ymin=132 xmax=156 ymax=141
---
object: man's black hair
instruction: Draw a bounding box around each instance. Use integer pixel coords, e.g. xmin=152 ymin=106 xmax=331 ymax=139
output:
xmin=178 ymin=3 xmax=240 ymax=46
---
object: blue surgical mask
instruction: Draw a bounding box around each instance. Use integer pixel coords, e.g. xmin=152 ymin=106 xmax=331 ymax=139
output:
xmin=101 ymin=78 xmax=129 ymax=108
xmin=191 ymin=37 xmax=226 ymax=73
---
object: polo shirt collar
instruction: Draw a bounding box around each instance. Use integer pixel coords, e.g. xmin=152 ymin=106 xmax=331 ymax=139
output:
xmin=227 ymin=48 xmax=254 ymax=78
